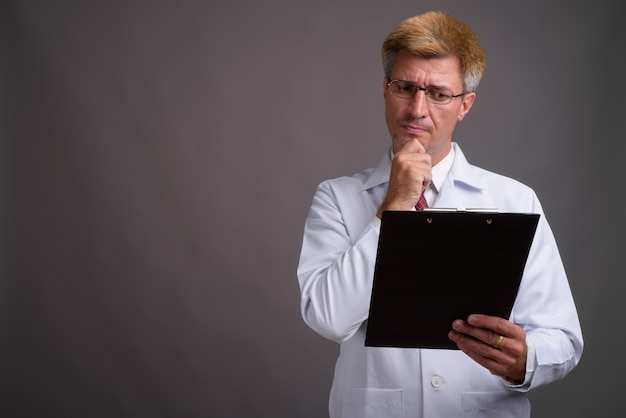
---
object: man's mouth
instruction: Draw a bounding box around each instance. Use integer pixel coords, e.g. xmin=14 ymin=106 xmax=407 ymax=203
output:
xmin=401 ymin=123 xmax=428 ymax=136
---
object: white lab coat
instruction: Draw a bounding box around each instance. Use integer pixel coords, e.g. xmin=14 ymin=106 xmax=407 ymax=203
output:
xmin=297 ymin=143 xmax=583 ymax=418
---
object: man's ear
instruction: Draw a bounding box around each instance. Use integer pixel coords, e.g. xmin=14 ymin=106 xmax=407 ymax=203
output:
xmin=458 ymin=92 xmax=476 ymax=121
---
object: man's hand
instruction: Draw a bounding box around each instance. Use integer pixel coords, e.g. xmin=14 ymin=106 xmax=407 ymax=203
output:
xmin=377 ymin=138 xmax=432 ymax=219
xmin=448 ymin=314 xmax=528 ymax=384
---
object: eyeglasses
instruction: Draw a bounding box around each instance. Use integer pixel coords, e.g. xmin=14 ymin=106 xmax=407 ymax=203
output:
xmin=386 ymin=79 xmax=465 ymax=105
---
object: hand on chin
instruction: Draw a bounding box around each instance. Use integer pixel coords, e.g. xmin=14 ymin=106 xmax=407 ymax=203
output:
xmin=392 ymin=135 xmax=430 ymax=154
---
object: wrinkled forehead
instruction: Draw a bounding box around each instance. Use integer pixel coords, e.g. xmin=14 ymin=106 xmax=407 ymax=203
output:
xmin=390 ymin=51 xmax=463 ymax=90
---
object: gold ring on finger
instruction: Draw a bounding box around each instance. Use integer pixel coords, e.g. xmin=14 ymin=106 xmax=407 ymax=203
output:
xmin=493 ymin=335 xmax=504 ymax=349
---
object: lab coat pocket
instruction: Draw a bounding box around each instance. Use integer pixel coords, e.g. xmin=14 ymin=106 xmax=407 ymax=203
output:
xmin=462 ymin=391 xmax=530 ymax=417
xmin=341 ymin=387 xmax=404 ymax=418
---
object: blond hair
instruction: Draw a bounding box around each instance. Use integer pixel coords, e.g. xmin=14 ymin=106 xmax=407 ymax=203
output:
xmin=382 ymin=11 xmax=486 ymax=92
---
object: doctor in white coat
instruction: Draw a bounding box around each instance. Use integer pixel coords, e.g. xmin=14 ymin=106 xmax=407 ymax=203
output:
xmin=297 ymin=11 xmax=583 ymax=418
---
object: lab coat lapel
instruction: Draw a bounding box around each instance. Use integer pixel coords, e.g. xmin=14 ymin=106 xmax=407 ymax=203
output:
xmin=435 ymin=143 xmax=495 ymax=209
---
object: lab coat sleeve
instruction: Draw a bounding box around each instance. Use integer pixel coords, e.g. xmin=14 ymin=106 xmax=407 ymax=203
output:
xmin=508 ymin=194 xmax=584 ymax=390
xmin=297 ymin=180 xmax=380 ymax=343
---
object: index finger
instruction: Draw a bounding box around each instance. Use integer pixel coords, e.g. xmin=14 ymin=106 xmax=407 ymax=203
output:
xmin=396 ymin=138 xmax=426 ymax=155
xmin=466 ymin=314 xmax=523 ymax=339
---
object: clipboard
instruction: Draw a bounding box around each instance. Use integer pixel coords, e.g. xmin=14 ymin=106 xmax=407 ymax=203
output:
xmin=364 ymin=210 xmax=540 ymax=349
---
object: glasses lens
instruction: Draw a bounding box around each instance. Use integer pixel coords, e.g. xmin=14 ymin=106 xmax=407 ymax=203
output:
xmin=389 ymin=80 xmax=416 ymax=99
xmin=425 ymin=87 xmax=453 ymax=104
xmin=389 ymin=81 xmax=455 ymax=104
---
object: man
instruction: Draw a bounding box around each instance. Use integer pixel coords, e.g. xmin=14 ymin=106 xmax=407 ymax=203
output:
xmin=297 ymin=11 xmax=583 ymax=418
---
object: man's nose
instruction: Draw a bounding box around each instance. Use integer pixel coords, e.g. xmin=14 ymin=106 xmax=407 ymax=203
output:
xmin=408 ymin=89 xmax=429 ymax=118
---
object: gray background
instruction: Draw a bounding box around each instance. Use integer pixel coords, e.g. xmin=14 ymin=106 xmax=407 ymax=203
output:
xmin=2 ymin=0 xmax=624 ymax=417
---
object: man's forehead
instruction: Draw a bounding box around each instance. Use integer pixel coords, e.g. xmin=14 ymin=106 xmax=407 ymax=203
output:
xmin=392 ymin=53 xmax=463 ymax=86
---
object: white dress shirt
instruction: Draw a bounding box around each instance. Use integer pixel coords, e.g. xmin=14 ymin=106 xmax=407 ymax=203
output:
xmin=297 ymin=143 xmax=583 ymax=418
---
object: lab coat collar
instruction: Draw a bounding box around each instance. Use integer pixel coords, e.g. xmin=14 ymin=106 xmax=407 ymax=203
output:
xmin=448 ymin=143 xmax=486 ymax=192
xmin=361 ymin=149 xmax=393 ymax=191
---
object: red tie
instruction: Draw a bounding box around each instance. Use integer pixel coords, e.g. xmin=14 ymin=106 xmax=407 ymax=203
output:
xmin=415 ymin=191 xmax=428 ymax=211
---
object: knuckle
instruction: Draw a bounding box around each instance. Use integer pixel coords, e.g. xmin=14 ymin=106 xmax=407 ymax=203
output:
xmin=508 ymin=342 xmax=524 ymax=358
xmin=476 ymin=342 xmax=491 ymax=356
xmin=494 ymin=318 xmax=508 ymax=333
xmin=500 ymin=356 xmax=517 ymax=369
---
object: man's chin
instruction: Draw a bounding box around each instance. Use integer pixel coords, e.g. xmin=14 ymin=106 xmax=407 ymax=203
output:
xmin=392 ymin=136 xmax=429 ymax=153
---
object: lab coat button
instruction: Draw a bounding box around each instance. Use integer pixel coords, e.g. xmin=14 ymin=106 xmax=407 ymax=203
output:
xmin=431 ymin=375 xmax=444 ymax=388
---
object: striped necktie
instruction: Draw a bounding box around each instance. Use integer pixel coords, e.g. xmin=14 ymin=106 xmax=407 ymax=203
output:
xmin=415 ymin=191 xmax=428 ymax=211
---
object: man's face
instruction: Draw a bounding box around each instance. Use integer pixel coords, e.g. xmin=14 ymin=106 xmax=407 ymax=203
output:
xmin=383 ymin=50 xmax=476 ymax=165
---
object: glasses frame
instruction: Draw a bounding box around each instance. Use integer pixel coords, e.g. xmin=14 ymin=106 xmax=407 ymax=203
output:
xmin=386 ymin=79 xmax=465 ymax=105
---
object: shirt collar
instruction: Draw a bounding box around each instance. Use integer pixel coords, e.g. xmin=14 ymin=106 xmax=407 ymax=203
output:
xmin=431 ymin=145 xmax=454 ymax=193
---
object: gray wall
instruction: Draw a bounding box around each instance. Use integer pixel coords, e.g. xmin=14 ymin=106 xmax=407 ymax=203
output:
xmin=2 ymin=1 xmax=624 ymax=417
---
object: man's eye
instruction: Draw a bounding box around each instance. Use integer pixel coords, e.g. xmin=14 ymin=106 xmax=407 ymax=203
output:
xmin=428 ymin=89 xmax=450 ymax=99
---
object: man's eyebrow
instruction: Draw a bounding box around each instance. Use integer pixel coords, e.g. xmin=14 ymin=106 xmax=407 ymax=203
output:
xmin=426 ymin=83 xmax=450 ymax=89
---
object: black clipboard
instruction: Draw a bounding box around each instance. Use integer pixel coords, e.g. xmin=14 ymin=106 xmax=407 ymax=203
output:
xmin=364 ymin=210 xmax=539 ymax=349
